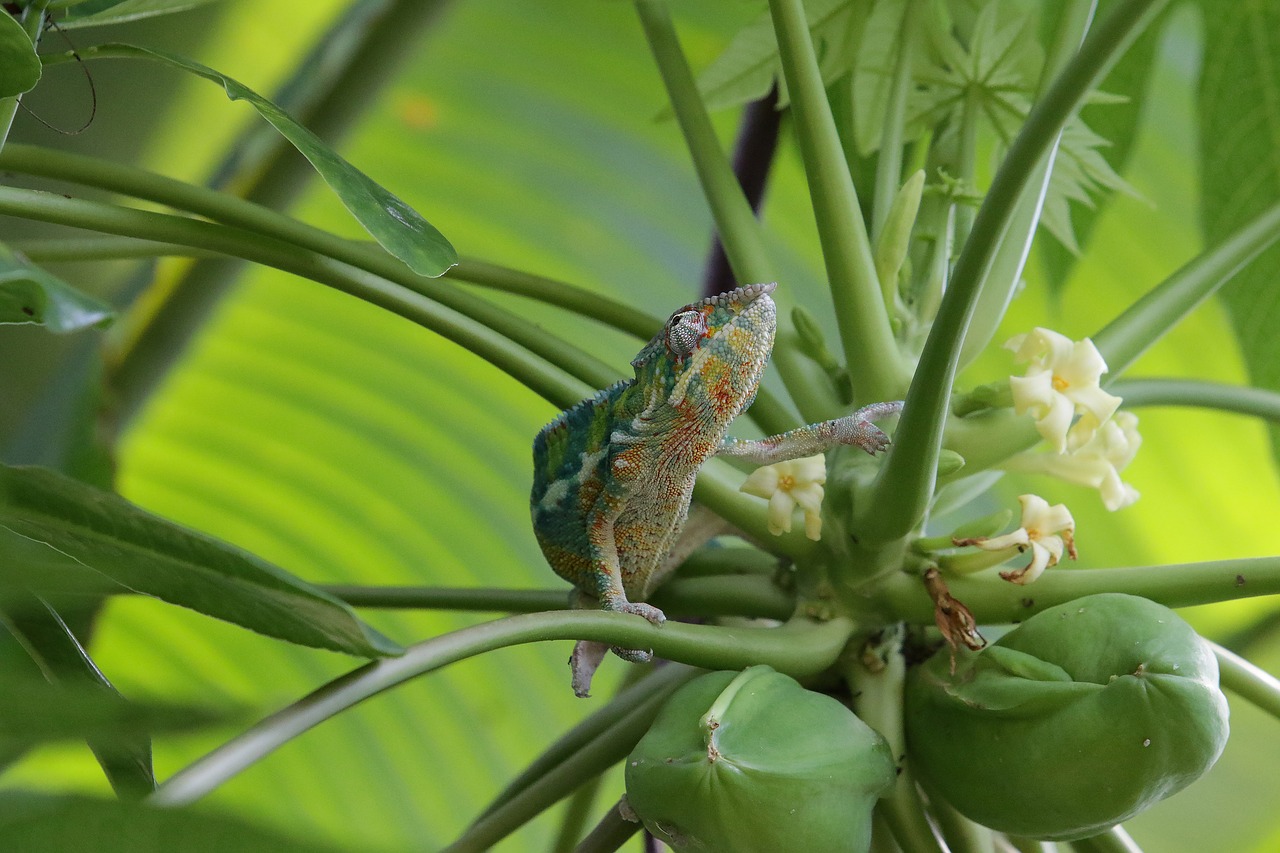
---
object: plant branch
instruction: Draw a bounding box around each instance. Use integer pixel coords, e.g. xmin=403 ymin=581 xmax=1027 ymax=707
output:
xmin=860 ymin=0 xmax=1167 ymax=542
xmin=1113 ymin=378 xmax=1280 ymax=424
xmin=876 ymin=556 xmax=1280 ymax=625
xmin=767 ymin=0 xmax=905 ymax=403
xmin=456 ymin=669 xmax=697 ymax=852
xmin=151 ymin=611 xmax=853 ymax=805
xmin=474 ymin=665 xmax=695 ymax=824
xmin=1093 ymin=199 xmax=1280 ymax=378
xmin=574 ymin=804 xmax=641 ymax=853
xmin=634 ymin=0 xmax=775 ymax=284
xmin=319 ymin=574 xmax=794 ymax=621
xmin=871 ymin=0 xmax=920 ymax=240
xmin=957 ymin=0 xmax=1096 ymax=369
xmin=0 ymin=185 xmax=593 ymax=410
xmin=0 ymin=146 xmax=621 ymax=399
xmin=1212 ymin=642 xmax=1280 ymax=722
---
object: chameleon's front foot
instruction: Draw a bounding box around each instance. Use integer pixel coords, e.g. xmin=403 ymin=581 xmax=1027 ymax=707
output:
xmin=841 ymin=401 xmax=905 ymax=455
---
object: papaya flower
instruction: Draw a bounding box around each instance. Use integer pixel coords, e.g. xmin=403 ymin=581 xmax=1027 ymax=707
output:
xmin=953 ymin=494 xmax=1077 ymax=584
xmin=1006 ymin=328 xmax=1122 ymax=453
xmin=740 ymin=454 xmax=826 ymax=540
xmin=1006 ymin=411 xmax=1142 ymax=511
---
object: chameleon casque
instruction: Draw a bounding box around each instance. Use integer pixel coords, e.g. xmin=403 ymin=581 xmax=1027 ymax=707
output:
xmin=531 ymin=283 xmax=902 ymax=696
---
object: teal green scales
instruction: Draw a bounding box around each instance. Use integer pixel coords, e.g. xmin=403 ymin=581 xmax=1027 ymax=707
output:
xmin=531 ymin=283 xmax=903 ymax=696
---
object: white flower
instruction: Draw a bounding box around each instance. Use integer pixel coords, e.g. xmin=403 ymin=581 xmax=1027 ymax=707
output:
xmin=953 ymin=494 xmax=1076 ymax=585
xmin=740 ymin=455 xmax=826 ymax=540
xmin=1006 ymin=411 xmax=1141 ymax=511
xmin=1006 ymin=328 xmax=1121 ymax=453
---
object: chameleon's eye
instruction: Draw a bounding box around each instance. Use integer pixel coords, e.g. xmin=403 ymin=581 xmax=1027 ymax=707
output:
xmin=665 ymin=310 xmax=705 ymax=358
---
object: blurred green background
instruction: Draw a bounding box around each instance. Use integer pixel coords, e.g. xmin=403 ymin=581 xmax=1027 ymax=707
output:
xmin=2 ymin=1 xmax=1278 ymax=849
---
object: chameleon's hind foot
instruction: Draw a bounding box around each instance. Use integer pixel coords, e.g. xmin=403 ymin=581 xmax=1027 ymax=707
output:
xmin=841 ymin=401 xmax=905 ymax=455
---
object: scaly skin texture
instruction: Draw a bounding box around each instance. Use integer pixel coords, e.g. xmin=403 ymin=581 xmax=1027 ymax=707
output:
xmin=531 ymin=283 xmax=902 ymax=696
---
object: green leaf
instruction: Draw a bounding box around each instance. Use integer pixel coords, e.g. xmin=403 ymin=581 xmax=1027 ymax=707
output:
xmin=1 ymin=596 xmax=158 ymax=798
xmin=0 ymin=245 xmax=114 ymax=332
xmin=80 ymin=43 xmax=457 ymax=277
xmin=0 ymin=795 xmax=348 ymax=853
xmin=0 ymin=10 xmax=40 ymax=99
xmin=1196 ymin=0 xmax=1280 ymax=464
xmin=692 ymin=0 xmax=866 ymax=112
xmin=0 ymin=464 xmax=403 ymax=657
xmin=58 ymin=1 xmax=222 ymax=30
xmin=0 ymin=677 xmax=228 ymax=749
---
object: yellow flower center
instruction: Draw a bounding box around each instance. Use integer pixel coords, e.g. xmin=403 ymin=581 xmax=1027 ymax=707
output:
xmin=1051 ymin=374 xmax=1069 ymax=392
xmin=778 ymin=474 xmax=796 ymax=492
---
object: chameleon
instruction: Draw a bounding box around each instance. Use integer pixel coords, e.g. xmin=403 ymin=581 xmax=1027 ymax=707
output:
xmin=531 ymin=282 xmax=903 ymax=696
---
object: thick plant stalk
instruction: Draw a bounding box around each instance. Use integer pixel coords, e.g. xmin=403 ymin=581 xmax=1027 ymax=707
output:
xmin=767 ymin=0 xmax=906 ymax=403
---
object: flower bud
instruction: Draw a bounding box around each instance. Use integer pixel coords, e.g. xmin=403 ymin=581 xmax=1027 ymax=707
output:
xmin=626 ymin=666 xmax=895 ymax=851
xmin=906 ymin=593 xmax=1229 ymax=840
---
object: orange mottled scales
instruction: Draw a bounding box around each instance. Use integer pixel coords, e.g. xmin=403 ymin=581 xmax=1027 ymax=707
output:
xmin=530 ymin=283 xmax=903 ymax=696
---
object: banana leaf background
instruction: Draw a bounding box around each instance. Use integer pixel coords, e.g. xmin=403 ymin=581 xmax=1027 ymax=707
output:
xmin=3 ymin=0 xmax=1280 ymax=849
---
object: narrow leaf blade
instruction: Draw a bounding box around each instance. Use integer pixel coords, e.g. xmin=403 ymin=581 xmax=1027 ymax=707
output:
xmin=0 ymin=464 xmax=403 ymax=657
xmin=86 ymin=43 xmax=457 ymax=276
xmin=59 ymin=0 xmax=222 ymax=29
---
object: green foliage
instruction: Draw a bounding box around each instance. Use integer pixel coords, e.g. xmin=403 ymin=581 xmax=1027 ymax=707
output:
xmin=0 ymin=10 xmax=40 ymax=98
xmin=0 ymin=246 xmax=113 ymax=331
xmin=1197 ymin=0 xmax=1280 ymax=463
xmin=0 ymin=794 xmax=346 ymax=852
xmin=0 ymin=464 xmax=402 ymax=657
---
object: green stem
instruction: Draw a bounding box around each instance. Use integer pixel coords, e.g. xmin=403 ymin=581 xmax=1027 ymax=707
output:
xmin=633 ymin=0 xmax=775 ymax=284
xmin=151 ymin=611 xmax=853 ymax=805
xmin=1093 ymin=200 xmax=1280 ymax=378
xmin=861 ymin=0 xmax=1167 ymax=542
xmin=952 ymin=87 xmax=982 ymax=250
xmin=957 ymin=0 xmax=1096 ymax=370
xmin=475 ymin=665 xmax=691 ymax=822
xmin=871 ymin=0 xmax=920 ymax=240
xmin=1070 ymin=825 xmax=1142 ymax=853
xmin=847 ymin=632 xmax=944 ymax=853
xmin=1212 ymin=642 xmax=1280 ymax=721
xmin=767 ymin=0 xmax=905 ymax=403
xmin=10 ymin=236 xmax=219 ymax=261
xmin=0 ymin=185 xmax=593 ymax=410
xmin=570 ymin=801 xmax=641 ymax=853
xmin=449 ymin=688 xmax=671 ymax=852
xmin=2 ymin=151 xmax=797 ymax=437
xmin=877 ymin=556 xmax=1280 ymax=625
xmin=0 ymin=1 xmax=46 ymax=151
xmin=0 ymin=146 xmax=621 ymax=397
xmin=550 ymin=772 xmax=604 ymax=852
xmin=320 ymin=575 xmax=794 ymax=621
xmin=1114 ymin=378 xmax=1280 ymax=423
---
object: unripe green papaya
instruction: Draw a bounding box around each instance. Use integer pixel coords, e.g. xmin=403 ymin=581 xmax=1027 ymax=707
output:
xmin=906 ymin=593 xmax=1229 ymax=840
xmin=625 ymin=665 xmax=894 ymax=852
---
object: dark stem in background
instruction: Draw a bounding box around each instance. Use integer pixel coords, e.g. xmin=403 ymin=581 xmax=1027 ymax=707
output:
xmin=700 ymin=87 xmax=781 ymax=299
xmin=107 ymin=0 xmax=452 ymax=435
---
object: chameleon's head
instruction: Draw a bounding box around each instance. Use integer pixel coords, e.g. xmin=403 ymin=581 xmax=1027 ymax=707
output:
xmin=633 ymin=282 xmax=777 ymax=424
